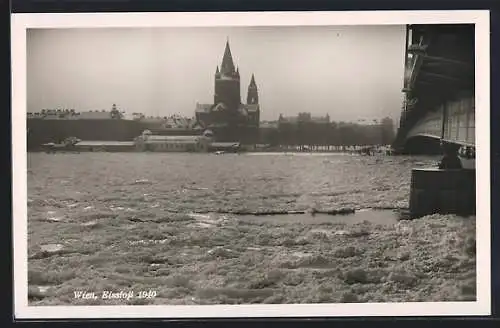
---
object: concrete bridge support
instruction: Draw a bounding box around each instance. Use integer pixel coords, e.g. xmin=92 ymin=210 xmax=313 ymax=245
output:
xmin=409 ymin=168 xmax=475 ymax=219
xmin=393 ymin=24 xmax=476 ymax=219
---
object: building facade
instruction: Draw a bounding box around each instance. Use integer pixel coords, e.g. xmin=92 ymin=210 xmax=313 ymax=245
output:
xmin=195 ymin=40 xmax=260 ymax=143
xmin=134 ymin=130 xmax=211 ymax=152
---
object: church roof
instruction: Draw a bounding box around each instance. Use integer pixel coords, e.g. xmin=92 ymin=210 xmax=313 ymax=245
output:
xmin=220 ymin=40 xmax=236 ymax=75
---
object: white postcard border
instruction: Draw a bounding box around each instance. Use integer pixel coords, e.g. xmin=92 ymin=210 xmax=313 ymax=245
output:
xmin=12 ymin=10 xmax=491 ymax=319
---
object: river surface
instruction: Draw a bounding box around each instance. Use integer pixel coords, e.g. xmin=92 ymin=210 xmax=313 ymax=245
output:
xmin=26 ymin=153 xmax=475 ymax=305
xmin=27 ymin=152 xmax=440 ymax=214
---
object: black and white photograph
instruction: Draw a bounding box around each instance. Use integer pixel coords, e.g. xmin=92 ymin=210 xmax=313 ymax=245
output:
xmin=12 ymin=11 xmax=490 ymax=319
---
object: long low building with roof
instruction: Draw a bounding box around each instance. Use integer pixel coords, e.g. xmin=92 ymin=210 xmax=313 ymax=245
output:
xmin=39 ymin=130 xmax=219 ymax=153
xmin=134 ymin=130 xmax=213 ymax=152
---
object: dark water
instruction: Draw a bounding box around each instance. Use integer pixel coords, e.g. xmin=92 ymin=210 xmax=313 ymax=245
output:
xmin=237 ymin=209 xmax=401 ymax=225
xmin=27 ymin=152 xmax=440 ymax=217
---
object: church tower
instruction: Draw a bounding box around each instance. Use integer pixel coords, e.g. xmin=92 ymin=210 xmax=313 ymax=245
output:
xmin=214 ymin=39 xmax=241 ymax=110
xmin=247 ymin=74 xmax=259 ymax=105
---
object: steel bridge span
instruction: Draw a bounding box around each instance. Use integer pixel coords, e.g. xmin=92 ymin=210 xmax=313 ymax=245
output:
xmin=393 ymin=24 xmax=475 ymax=156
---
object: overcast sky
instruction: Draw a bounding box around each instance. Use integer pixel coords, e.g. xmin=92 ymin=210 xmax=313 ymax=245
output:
xmin=27 ymin=25 xmax=406 ymax=122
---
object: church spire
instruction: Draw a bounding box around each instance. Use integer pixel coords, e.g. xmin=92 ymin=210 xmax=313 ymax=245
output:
xmin=216 ymin=65 xmax=219 ymax=74
xmin=249 ymin=73 xmax=256 ymax=87
xmin=220 ymin=39 xmax=235 ymax=75
xmin=247 ymin=73 xmax=259 ymax=105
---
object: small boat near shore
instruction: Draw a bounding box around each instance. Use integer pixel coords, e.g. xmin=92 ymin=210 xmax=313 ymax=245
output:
xmin=42 ymin=137 xmax=81 ymax=153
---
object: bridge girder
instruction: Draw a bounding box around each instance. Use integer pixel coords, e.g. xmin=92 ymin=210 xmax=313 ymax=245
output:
xmin=398 ymin=134 xmax=442 ymax=155
xmin=399 ymin=133 xmax=473 ymax=155
xmin=394 ymin=24 xmax=475 ymax=154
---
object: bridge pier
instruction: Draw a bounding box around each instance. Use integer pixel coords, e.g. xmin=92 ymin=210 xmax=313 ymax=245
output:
xmin=393 ymin=24 xmax=476 ymax=219
xmin=409 ymin=167 xmax=475 ymax=219
xmin=409 ymin=141 xmax=475 ymax=218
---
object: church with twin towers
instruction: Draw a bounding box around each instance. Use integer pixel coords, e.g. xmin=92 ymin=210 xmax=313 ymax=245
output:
xmin=195 ymin=39 xmax=261 ymax=142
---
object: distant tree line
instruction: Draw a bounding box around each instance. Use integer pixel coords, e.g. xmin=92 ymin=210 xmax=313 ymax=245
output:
xmin=259 ymin=117 xmax=395 ymax=147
